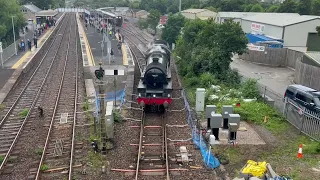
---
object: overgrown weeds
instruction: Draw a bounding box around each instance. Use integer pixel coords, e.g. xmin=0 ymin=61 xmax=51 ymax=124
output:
xmin=19 ymin=108 xmax=29 ymax=118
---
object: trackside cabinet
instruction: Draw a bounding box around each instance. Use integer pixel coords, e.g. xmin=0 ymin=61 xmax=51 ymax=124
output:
xmin=206 ymin=105 xmax=217 ymax=129
xmin=196 ymin=88 xmax=205 ymax=112
xmin=210 ymin=114 xmax=223 ymax=140
xmin=222 ymin=105 xmax=233 ymax=129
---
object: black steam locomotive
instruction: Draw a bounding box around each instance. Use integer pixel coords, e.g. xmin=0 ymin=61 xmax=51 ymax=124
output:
xmin=137 ymin=40 xmax=173 ymax=112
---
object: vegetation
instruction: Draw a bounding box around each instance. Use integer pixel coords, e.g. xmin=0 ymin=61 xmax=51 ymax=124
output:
xmin=0 ymin=104 xmax=5 ymax=112
xmin=73 ymin=0 xmax=131 ymax=9
xmin=161 ymin=13 xmax=185 ymax=47
xmin=19 ymin=108 xmax=29 ymax=118
xmin=175 ymin=18 xmax=247 ymax=85
xmin=0 ymin=155 xmax=4 ymax=164
xmin=35 ymin=148 xmax=44 ymax=156
xmin=0 ymin=0 xmax=25 ymax=48
xmin=40 ymin=164 xmax=49 ymax=171
xmin=21 ymin=0 xmax=65 ymax=9
xmin=137 ymin=0 xmax=320 ymax=15
xmin=113 ymin=109 xmax=121 ymax=123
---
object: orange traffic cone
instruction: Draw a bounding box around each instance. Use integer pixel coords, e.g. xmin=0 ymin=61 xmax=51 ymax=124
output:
xmin=297 ymin=144 xmax=303 ymax=158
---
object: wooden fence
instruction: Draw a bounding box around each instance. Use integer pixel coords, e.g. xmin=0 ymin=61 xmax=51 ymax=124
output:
xmin=239 ymin=47 xmax=303 ymax=69
xmin=294 ymin=59 xmax=320 ymax=90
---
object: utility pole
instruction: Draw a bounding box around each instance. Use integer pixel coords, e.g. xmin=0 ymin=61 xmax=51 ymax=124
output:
xmin=12 ymin=16 xmax=17 ymax=56
xmin=114 ymin=76 xmax=117 ymax=108
xmin=95 ymin=62 xmax=107 ymax=155
xmin=179 ymin=0 xmax=182 ymax=13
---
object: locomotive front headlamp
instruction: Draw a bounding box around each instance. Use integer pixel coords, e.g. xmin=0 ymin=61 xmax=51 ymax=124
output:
xmin=138 ymin=93 xmax=141 ymax=97
xmin=153 ymin=94 xmax=156 ymax=97
xmin=168 ymin=94 xmax=171 ymax=98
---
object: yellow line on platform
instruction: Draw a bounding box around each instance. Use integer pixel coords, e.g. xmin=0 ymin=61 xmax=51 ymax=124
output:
xmin=11 ymin=29 xmax=52 ymax=69
xmin=116 ymin=33 xmax=128 ymax=65
xmin=81 ymin=27 xmax=95 ymax=66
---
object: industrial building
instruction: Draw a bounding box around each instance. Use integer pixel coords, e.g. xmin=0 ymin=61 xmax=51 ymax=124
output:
xmin=181 ymin=9 xmax=216 ymax=20
xmin=215 ymin=12 xmax=299 ymax=25
xmin=241 ymin=14 xmax=320 ymax=52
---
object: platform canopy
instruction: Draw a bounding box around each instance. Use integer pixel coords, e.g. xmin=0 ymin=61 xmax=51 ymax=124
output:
xmin=35 ymin=9 xmax=58 ymax=17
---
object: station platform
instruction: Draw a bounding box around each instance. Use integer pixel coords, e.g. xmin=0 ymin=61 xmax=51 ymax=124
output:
xmin=77 ymin=15 xmax=132 ymax=66
xmin=0 ymin=13 xmax=65 ymax=103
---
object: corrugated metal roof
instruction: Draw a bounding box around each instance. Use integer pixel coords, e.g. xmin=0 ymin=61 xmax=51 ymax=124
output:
xmin=242 ymin=14 xmax=319 ymax=27
xmin=218 ymin=12 xmax=299 ymax=19
xmin=23 ymin=4 xmax=42 ymax=13
xmin=35 ymin=10 xmax=58 ymax=17
xmin=182 ymin=9 xmax=207 ymax=14
xmin=304 ymin=51 xmax=320 ymax=65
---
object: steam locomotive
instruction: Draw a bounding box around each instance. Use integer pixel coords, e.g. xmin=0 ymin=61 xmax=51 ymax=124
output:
xmin=137 ymin=40 xmax=173 ymax=112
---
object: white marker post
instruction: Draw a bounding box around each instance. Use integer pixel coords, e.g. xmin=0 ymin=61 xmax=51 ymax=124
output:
xmin=0 ymin=42 xmax=3 ymax=68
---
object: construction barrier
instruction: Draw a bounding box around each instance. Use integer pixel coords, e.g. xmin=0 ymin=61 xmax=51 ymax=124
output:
xmin=182 ymin=90 xmax=220 ymax=168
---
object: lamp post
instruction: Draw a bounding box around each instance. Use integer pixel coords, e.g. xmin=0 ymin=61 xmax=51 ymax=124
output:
xmin=12 ymin=16 xmax=17 ymax=56
xmin=179 ymin=0 xmax=182 ymax=13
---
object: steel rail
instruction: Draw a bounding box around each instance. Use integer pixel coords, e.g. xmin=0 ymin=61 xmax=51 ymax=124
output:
xmin=164 ymin=114 xmax=170 ymax=180
xmin=35 ymin=14 xmax=74 ymax=180
xmin=68 ymin=14 xmax=79 ymax=180
xmin=0 ymin=13 xmax=68 ymax=171
xmin=135 ymin=111 xmax=145 ymax=180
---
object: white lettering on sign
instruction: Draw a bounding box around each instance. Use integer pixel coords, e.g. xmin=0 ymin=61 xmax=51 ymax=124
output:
xmin=251 ymin=23 xmax=265 ymax=33
xmin=247 ymin=43 xmax=265 ymax=51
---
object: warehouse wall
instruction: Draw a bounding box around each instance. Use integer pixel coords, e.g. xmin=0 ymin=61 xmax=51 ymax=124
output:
xmin=284 ymin=19 xmax=320 ymax=48
xmin=241 ymin=20 xmax=283 ymax=39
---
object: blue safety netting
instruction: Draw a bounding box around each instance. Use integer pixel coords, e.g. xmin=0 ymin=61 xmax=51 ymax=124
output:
xmin=182 ymin=90 xmax=220 ymax=168
xmin=95 ymin=89 xmax=126 ymax=118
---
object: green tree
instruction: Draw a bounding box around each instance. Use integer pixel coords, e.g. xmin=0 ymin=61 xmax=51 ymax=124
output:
xmin=296 ymin=0 xmax=312 ymax=15
xmin=0 ymin=0 xmax=25 ymax=47
xmin=161 ymin=13 xmax=185 ymax=46
xmin=175 ymin=19 xmax=247 ymax=82
xmin=278 ymin=0 xmax=298 ymax=13
xmin=266 ymin=5 xmax=280 ymax=12
xmin=129 ymin=1 xmax=140 ymax=9
xmin=311 ymin=0 xmax=320 ymax=15
xmin=250 ymin=4 xmax=264 ymax=12
xmin=316 ymin=26 xmax=320 ymax=36
xmin=146 ymin=9 xmax=161 ymax=32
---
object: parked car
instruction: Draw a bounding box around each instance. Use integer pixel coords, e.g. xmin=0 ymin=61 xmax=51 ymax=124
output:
xmin=284 ymin=84 xmax=320 ymax=112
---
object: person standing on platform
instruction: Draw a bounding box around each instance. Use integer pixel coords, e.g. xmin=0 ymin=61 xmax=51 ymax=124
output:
xmin=34 ymin=37 xmax=38 ymax=48
xmin=21 ymin=40 xmax=25 ymax=51
xmin=110 ymin=48 xmax=114 ymax=63
xmin=27 ymin=39 xmax=32 ymax=51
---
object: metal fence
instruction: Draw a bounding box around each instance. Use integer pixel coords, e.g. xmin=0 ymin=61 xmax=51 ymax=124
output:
xmin=283 ymin=99 xmax=320 ymax=141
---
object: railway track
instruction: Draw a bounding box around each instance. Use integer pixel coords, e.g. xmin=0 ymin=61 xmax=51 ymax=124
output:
xmin=0 ymin=13 xmax=80 ymax=180
xmin=35 ymin=14 xmax=79 ymax=180
xmin=0 ymin=13 xmax=70 ymax=177
xmin=135 ymin=112 xmax=170 ymax=179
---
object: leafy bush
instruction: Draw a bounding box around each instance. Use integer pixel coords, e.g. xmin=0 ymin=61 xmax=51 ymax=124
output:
xmin=113 ymin=110 xmax=121 ymax=123
xmin=82 ymin=101 xmax=89 ymax=111
xmin=240 ymin=79 xmax=261 ymax=99
xmin=40 ymin=164 xmax=49 ymax=171
xmin=19 ymin=108 xmax=29 ymax=118
xmin=0 ymin=155 xmax=4 ymax=163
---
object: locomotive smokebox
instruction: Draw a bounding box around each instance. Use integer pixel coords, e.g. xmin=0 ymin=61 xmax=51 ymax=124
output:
xmin=139 ymin=101 xmax=145 ymax=108
xmin=163 ymin=101 xmax=169 ymax=109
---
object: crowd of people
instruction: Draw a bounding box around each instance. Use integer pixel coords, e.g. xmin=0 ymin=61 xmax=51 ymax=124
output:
xmin=19 ymin=17 xmax=56 ymax=52
xmin=82 ymin=14 xmax=124 ymax=63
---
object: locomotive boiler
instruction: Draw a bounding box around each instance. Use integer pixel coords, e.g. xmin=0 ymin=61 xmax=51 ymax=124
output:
xmin=137 ymin=40 xmax=173 ymax=112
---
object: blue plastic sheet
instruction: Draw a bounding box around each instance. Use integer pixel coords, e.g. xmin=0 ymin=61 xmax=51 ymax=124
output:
xmin=95 ymin=89 xmax=126 ymax=116
xmin=182 ymin=90 xmax=220 ymax=168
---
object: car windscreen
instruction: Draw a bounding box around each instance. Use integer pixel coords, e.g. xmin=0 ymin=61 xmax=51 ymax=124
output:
xmin=314 ymin=97 xmax=320 ymax=106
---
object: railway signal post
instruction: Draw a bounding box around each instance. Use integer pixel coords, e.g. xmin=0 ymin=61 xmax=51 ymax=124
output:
xmin=95 ymin=62 xmax=107 ymax=155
